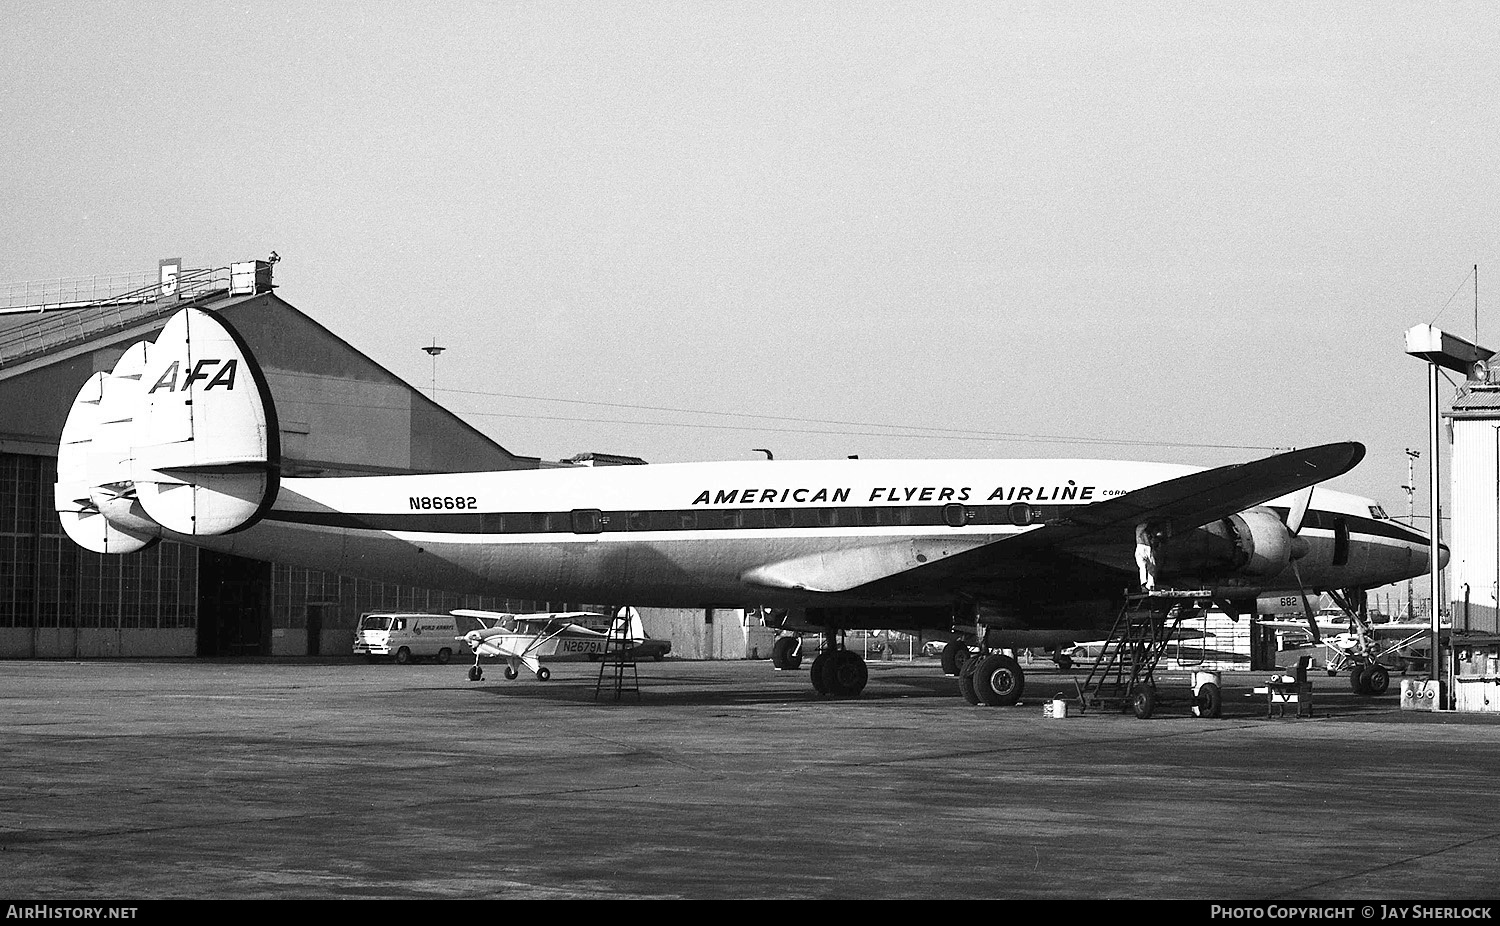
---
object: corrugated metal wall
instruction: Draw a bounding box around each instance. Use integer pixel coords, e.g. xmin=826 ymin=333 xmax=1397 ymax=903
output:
xmin=1450 ymin=418 xmax=1500 ymax=633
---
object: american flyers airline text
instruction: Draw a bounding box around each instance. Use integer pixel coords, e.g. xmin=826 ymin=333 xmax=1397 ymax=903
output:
xmin=691 ymin=480 xmax=1099 ymax=506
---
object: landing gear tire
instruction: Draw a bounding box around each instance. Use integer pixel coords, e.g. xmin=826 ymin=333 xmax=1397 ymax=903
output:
xmin=972 ymin=653 xmax=1025 ymax=707
xmin=941 ymin=641 xmax=969 ymax=677
xmin=817 ymin=650 xmax=868 ymax=697
xmin=468 ymin=665 xmax=483 ymax=682
xmin=772 ymin=636 xmax=803 ymax=671
xmin=1350 ymin=665 xmax=1371 ymax=695
xmin=1364 ymin=664 xmax=1390 ymax=696
xmin=394 ymin=647 xmax=412 ymax=665
xmin=1131 ymin=684 xmax=1157 ymax=720
xmin=436 ymin=648 xmax=452 ymax=665
xmin=1193 ymin=682 xmax=1222 ymax=719
xmin=809 ymin=651 xmax=832 ymax=695
xmin=504 ymin=666 xmax=519 ymax=681
xmin=537 ymin=667 xmax=551 ymax=681
xmin=957 ymin=656 xmax=981 ymax=705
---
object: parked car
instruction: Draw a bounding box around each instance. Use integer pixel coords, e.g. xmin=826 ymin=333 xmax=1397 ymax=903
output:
xmin=628 ymin=636 xmax=673 ymax=661
xmin=587 ymin=635 xmax=672 ymax=661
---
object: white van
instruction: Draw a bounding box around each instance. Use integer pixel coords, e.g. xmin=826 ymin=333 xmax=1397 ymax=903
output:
xmin=354 ymin=612 xmax=460 ymax=664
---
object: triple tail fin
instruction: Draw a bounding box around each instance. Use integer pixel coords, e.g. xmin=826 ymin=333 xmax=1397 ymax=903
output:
xmin=53 ymin=307 xmax=279 ymax=552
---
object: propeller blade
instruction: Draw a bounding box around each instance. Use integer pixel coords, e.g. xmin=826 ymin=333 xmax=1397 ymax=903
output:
xmin=1286 ymin=486 xmax=1314 ymax=535
xmin=1290 ymin=559 xmax=1321 ymax=644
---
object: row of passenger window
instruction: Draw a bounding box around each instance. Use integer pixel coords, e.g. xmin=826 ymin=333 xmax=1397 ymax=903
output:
xmin=476 ymin=503 xmax=1059 ymax=535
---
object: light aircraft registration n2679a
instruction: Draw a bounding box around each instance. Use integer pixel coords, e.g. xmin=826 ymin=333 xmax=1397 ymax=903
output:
xmin=54 ymin=308 xmax=1440 ymax=705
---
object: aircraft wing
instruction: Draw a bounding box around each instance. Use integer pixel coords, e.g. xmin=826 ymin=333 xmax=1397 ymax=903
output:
xmin=1006 ymin=442 xmax=1364 ymax=553
xmin=835 ymin=442 xmax=1367 ymax=597
xmin=452 ymin=608 xmax=514 ymax=629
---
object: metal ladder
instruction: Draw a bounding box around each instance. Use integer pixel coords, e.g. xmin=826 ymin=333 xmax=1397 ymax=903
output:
xmin=593 ymin=617 xmax=640 ymax=702
xmin=1075 ymin=590 xmax=1204 ymax=715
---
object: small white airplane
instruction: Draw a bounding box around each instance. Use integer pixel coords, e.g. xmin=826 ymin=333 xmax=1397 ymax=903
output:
xmin=454 ymin=607 xmax=648 ymax=682
xmin=52 ymin=307 xmax=1442 ymax=706
xmin=1258 ymin=605 xmax=1451 ymax=694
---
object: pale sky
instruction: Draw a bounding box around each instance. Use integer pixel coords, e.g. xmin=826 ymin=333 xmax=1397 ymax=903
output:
xmin=5 ymin=1 xmax=1500 ymax=570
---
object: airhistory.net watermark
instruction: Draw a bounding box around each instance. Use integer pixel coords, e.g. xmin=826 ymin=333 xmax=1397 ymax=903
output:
xmin=5 ymin=908 xmax=137 ymax=920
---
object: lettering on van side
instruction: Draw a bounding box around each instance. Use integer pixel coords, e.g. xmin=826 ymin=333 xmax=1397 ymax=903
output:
xmin=409 ymin=496 xmax=478 ymax=510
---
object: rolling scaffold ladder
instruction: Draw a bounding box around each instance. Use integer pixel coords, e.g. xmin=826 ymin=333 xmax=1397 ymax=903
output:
xmin=594 ymin=617 xmax=640 ymax=702
xmin=1074 ymin=589 xmax=1212 ymax=719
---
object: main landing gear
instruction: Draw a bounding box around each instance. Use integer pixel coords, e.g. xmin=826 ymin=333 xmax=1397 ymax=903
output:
xmin=789 ymin=632 xmax=869 ymax=698
xmin=467 ymin=660 xmax=549 ymax=683
xmin=958 ymin=651 xmax=1026 ymax=706
xmin=771 ymin=634 xmax=804 ymax=670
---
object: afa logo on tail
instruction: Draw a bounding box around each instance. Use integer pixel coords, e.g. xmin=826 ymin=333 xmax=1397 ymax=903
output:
xmin=148 ymin=359 xmax=238 ymax=394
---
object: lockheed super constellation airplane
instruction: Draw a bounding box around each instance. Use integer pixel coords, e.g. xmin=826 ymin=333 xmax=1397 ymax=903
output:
xmin=54 ymin=308 xmax=1439 ymax=705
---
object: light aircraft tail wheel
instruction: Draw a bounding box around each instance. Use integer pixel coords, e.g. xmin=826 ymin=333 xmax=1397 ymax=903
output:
xmin=1193 ymin=682 xmax=1222 ymax=719
xmin=973 ymin=653 xmax=1025 ymax=706
xmin=940 ymin=641 xmax=969 ymax=677
xmin=394 ymin=647 xmax=412 ymax=665
xmin=1131 ymin=685 xmax=1157 ymax=719
xmin=537 ymin=667 xmax=551 ymax=681
xmin=957 ymin=657 xmax=981 ymax=704
xmin=772 ymin=636 xmax=802 ymax=671
xmin=468 ymin=665 xmax=483 ymax=682
xmin=504 ymin=666 xmax=519 ymax=681
xmin=1364 ymin=664 xmax=1390 ymax=695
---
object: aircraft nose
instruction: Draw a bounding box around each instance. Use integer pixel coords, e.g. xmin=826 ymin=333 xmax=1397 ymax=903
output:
xmin=1413 ymin=541 xmax=1450 ymax=573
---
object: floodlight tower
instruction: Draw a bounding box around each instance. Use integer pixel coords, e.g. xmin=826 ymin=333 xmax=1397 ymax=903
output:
xmin=1403 ymin=448 xmax=1420 ymax=619
xmin=422 ymin=341 xmax=446 ymax=399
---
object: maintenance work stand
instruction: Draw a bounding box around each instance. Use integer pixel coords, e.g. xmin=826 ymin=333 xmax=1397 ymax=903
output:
xmin=1073 ymin=589 xmax=1223 ymax=720
xmin=593 ymin=617 xmax=640 ymax=702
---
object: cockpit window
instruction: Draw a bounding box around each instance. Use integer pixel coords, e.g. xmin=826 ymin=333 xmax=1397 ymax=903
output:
xmin=1368 ymin=505 xmax=1389 ymax=519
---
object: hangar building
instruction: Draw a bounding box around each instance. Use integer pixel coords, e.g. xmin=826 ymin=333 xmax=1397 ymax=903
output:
xmin=0 ymin=260 xmax=568 ymax=658
xmin=0 ymin=258 xmax=775 ymax=663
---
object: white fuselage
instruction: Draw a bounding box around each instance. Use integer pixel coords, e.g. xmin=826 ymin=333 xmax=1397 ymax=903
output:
xmin=179 ymin=458 xmax=1432 ymax=617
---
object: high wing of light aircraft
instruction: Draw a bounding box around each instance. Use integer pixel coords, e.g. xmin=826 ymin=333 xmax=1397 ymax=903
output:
xmin=454 ymin=608 xmax=645 ymax=681
xmin=53 ymin=307 xmax=1441 ymax=707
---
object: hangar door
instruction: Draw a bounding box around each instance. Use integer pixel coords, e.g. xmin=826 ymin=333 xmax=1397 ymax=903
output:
xmin=196 ymin=550 xmax=271 ymax=656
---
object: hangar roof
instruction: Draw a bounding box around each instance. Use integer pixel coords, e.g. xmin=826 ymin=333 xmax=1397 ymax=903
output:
xmin=0 ymin=267 xmax=540 ymax=475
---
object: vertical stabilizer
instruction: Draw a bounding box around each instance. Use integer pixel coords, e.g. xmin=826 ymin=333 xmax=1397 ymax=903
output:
xmin=54 ymin=361 xmax=156 ymax=554
xmin=131 ymin=308 xmax=279 ymax=535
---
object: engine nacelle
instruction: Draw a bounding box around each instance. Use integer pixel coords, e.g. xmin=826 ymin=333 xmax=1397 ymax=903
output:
xmin=1158 ymin=508 xmax=1308 ymax=582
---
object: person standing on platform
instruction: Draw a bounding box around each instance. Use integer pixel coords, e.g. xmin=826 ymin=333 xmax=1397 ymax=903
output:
xmin=1135 ymin=522 xmax=1159 ymax=591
